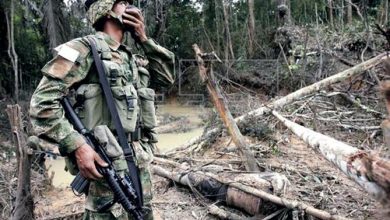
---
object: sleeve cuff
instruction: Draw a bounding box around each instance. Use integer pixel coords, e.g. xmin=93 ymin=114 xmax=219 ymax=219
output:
xmin=141 ymin=38 xmax=159 ymax=55
xmin=59 ymin=131 xmax=86 ymax=155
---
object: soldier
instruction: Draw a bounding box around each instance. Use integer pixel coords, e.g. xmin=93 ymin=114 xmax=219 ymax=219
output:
xmin=29 ymin=0 xmax=175 ymax=219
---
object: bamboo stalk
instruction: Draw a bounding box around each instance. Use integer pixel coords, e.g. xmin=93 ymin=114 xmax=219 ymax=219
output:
xmin=272 ymin=110 xmax=390 ymax=202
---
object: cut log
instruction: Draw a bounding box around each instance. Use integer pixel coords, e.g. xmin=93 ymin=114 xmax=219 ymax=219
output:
xmin=152 ymin=165 xmax=350 ymax=220
xmin=193 ymin=44 xmax=259 ymax=172
xmin=208 ymin=204 xmax=245 ymax=220
xmin=272 ymin=110 xmax=390 ymax=202
xmin=171 ymin=53 xmax=389 ymax=154
xmin=6 ymin=105 xmax=34 ymax=220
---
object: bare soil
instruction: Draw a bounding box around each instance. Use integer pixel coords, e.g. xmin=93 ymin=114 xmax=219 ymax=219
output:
xmin=35 ymin=132 xmax=386 ymax=220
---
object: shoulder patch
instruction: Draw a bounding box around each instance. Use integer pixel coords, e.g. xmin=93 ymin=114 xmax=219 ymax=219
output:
xmin=41 ymin=56 xmax=75 ymax=80
xmin=55 ymin=44 xmax=80 ymax=63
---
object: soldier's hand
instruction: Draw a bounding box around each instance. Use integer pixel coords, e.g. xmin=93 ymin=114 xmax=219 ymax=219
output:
xmin=75 ymin=143 xmax=108 ymax=180
xmin=122 ymin=7 xmax=148 ymax=42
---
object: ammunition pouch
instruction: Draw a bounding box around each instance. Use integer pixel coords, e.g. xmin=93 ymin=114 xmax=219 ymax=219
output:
xmin=128 ymin=126 xmax=142 ymax=142
xmin=76 ymin=84 xmax=140 ymax=133
xmin=76 ymin=84 xmax=108 ymax=130
xmin=110 ymin=85 xmax=139 ymax=133
xmin=93 ymin=125 xmax=128 ymax=172
xmin=64 ymin=125 xmax=128 ymax=175
xmin=137 ymin=87 xmax=157 ymax=130
xmin=132 ymin=141 xmax=153 ymax=169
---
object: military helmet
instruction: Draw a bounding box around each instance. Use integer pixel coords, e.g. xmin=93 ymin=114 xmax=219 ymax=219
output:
xmin=85 ymin=0 xmax=133 ymax=29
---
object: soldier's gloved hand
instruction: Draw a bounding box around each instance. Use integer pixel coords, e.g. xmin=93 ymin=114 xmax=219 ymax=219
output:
xmin=122 ymin=6 xmax=148 ymax=42
xmin=75 ymin=143 xmax=108 ymax=180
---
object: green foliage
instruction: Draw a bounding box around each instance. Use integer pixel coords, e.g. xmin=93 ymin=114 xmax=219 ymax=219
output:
xmin=163 ymin=1 xmax=202 ymax=58
xmin=14 ymin=1 xmax=48 ymax=91
xmin=0 ymin=0 xmax=388 ymax=97
xmin=291 ymin=0 xmax=327 ymax=24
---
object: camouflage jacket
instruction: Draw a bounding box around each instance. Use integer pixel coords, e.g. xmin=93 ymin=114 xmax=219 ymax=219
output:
xmin=29 ymin=32 xmax=175 ymax=156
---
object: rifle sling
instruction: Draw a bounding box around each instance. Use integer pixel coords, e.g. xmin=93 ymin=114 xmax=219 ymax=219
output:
xmin=87 ymin=37 xmax=144 ymax=207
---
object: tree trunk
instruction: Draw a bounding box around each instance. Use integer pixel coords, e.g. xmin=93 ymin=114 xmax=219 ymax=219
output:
xmin=193 ymin=44 xmax=258 ymax=172
xmin=152 ymin=0 xmax=167 ymax=41
xmin=221 ymin=0 xmax=234 ymax=63
xmin=214 ymin=1 xmax=221 ymax=56
xmin=346 ymin=0 xmax=353 ymax=24
xmin=328 ymin=0 xmax=334 ymax=27
xmin=247 ymin=0 xmax=255 ymax=58
xmin=7 ymin=105 xmax=34 ymax=220
xmin=272 ymin=111 xmax=390 ymax=203
xmin=277 ymin=0 xmax=291 ymax=25
xmin=42 ymin=0 xmax=71 ymax=50
xmin=378 ymin=0 xmax=389 ymax=25
xmin=6 ymin=0 xmax=19 ymax=103
xmin=385 ymin=0 xmax=389 ymax=25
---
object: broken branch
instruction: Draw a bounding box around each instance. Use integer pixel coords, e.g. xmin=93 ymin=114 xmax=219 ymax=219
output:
xmin=193 ymin=44 xmax=259 ymax=172
xmin=174 ymin=53 xmax=389 ymax=154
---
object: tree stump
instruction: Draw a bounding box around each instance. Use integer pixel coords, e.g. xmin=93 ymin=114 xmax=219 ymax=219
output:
xmin=6 ymin=105 xmax=34 ymax=220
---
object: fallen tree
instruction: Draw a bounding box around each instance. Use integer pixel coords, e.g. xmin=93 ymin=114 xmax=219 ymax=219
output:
xmin=193 ymin=44 xmax=259 ymax=171
xmin=239 ymin=52 xmax=388 ymax=121
xmin=167 ymin=52 xmax=389 ymax=154
xmin=272 ymin=110 xmax=390 ymax=203
xmin=152 ymin=165 xmax=350 ymax=220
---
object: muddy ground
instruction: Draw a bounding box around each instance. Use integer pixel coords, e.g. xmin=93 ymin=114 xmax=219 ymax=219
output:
xmin=34 ymin=106 xmax=386 ymax=220
xmin=3 ymin=50 xmax=389 ymax=219
xmin=34 ymin=134 xmax=385 ymax=220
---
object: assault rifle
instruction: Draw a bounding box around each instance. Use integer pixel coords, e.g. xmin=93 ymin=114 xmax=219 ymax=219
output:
xmin=60 ymin=97 xmax=143 ymax=220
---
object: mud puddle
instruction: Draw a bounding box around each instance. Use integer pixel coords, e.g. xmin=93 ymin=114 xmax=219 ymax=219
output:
xmin=46 ymin=103 xmax=207 ymax=188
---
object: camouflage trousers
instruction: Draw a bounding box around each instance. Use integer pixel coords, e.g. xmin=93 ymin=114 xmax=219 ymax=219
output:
xmin=83 ymin=141 xmax=154 ymax=220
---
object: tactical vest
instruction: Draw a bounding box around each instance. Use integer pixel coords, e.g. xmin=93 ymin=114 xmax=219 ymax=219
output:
xmin=74 ymin=35 xmax=157 ymax=138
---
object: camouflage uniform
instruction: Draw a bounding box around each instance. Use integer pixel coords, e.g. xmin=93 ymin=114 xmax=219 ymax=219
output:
xmin=29 ymin=21 xmax=175 ymax=220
